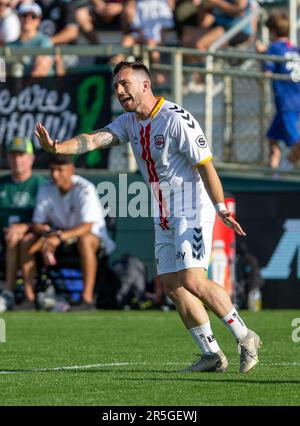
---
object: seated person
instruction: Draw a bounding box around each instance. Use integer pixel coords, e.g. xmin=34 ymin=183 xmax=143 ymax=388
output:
xmin=179 ymin=0 xmax=256 ymax=93
xmin=8 ymin=2 xmax=54 ymax=77
xmin=31 ymin=154 xmax=115 ymax=306
xmin=31 ymin=0 xmax=79 ymax=76
xmin=75 ymin=0 xmax=124 ymax=44
xmin=35 ymin=0 xmax=79 ymax=45
xmin=111 ymin=0 xmax=174 ymax=84
xmin=181 ymin=0 xmax=255 ymax=51
xmin=0 ymin=137 xmax=46 ymax=310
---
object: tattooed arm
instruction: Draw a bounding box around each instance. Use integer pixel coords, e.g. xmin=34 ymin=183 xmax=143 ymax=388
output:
xmin=35 ymin=123 xmax=120 ymax=154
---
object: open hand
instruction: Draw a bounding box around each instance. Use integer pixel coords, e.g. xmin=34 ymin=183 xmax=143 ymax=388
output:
xmin=218 ymin=210 xmax=246 ymax=236
xmin=35 ymin=123 xmax=58 ymax=153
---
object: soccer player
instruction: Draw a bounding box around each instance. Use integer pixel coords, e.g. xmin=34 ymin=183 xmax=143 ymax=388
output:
xmin=35 ymin=60 xmax=261 ymax=373
xmin=256 ymin=11 xmax=300 ymax=169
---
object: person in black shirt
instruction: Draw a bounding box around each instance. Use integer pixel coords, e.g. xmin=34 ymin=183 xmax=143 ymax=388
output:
xmin=35 ymin=0 xmax=78 ymax=44
xmin=34 ymin=0 xmax=79 ymax=75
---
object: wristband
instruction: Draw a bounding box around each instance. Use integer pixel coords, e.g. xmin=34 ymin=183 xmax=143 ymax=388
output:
xmin=215 ymin=202 xmax=227 ymax=213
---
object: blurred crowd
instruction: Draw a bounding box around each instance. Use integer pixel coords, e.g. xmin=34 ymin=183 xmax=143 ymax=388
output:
xmin=0 ymin=0 xmax=259 ymax=83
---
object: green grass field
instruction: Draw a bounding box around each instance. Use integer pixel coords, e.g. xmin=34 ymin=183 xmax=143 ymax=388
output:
xmin=0 ymin=310 xmax=299 ymax=406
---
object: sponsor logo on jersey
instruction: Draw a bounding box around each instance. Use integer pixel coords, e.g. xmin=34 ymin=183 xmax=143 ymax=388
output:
xmin=154 ymin=135 xmax=165 ymax=150
xmin=195 ymin=135 xmax=207 ymax=148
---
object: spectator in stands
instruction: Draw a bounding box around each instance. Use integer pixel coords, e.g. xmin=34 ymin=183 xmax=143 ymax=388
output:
xmin=256 ymin=11 xmax=300 ymax=170
xmin=181 ymin=0 xmax=255 ymax=51
xmin=122 ymin=0 xmax=174 ymax=50
xmin=31 ymin=154 xmax=115 ymax=306
xmin=0 ymin=137 xmax=46 ymax=310
xmin=9 ymin=2 xmax=53 ymax=77
xmin=178 ymin=0 xmax=256 ymax=93
xmin=74 ymin=0 xmax=125 ymax=44
xmin=173 ymin=0 xmax=201 ymax=42
xmin=35 ymin=0 xmax=79 ymax=75
xmin=35 ymin=0 xmax=78 ymax=44
xmin=120 ymin=0 xmax=174 ymax=84
xmin=0 ymin=0 xmax=20 ymax=45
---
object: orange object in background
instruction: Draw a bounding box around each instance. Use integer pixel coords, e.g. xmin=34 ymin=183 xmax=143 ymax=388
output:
xmin=208 ymin=198 xmax=236 ymax=298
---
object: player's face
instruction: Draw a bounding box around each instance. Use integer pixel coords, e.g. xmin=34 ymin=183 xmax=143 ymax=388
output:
xmin=50 ymin=164 xmax=74 ymax=192
xmin=113 ymin=68 xmax=145 ymax=112
xmin=8 ymin=152 xmax=33 ymax=179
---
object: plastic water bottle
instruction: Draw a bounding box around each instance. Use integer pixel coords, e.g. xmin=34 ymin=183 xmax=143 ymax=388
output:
xmin=210 ymin=240 xmax=228 ymax=288
xmin=247 ymin=288 xmax=262 ymax=312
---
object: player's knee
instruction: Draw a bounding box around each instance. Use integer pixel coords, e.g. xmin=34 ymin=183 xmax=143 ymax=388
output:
xmin=181 ymin=276 xmax=207 ymax=298
xmin=163 ymin=284 xmax=182 ymax=302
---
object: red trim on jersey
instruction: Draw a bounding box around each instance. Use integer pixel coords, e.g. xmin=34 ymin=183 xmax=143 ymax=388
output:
xmin=140 ymin=124 xmax=169 ymax=230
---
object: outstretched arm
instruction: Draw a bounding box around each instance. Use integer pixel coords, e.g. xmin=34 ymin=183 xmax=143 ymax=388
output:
xmin=197 ymin=160 xmax=246 ymax=236
xmin=35 ymin=122 xmax=121 ymax=155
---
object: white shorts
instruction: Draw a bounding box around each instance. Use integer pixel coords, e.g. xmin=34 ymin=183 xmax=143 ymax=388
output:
xmin=154 ymin=220 xmax=214 ymax=275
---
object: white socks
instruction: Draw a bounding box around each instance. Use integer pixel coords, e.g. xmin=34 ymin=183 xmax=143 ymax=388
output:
xmin=189 ymin=307 xmax=248 ymax=354
xmin=222 ymin=307 xmax=248 ymax=341
xmin=189 ymin=321 xmax=221 ymax=354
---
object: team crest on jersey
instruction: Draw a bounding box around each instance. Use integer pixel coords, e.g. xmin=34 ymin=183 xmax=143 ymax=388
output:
xmin=195 ymin=135 xmax=207 ymax=148
xmin=154 ymin=135 xmax=165 ymax=150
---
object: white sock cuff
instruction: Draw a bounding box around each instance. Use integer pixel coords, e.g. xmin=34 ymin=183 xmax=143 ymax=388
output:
xmin=189 ymin=321 xmax=212 ymax=335
xmin=222 ymin=307 xmax=238 ymax=324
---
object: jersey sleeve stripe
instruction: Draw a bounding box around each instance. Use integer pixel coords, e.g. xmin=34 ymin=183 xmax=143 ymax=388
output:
xmin=193 ymin=156 xmax=213 ymax=168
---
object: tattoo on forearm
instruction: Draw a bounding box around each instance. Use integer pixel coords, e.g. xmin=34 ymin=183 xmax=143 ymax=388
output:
xmin=92 ymin=129 xmax=120 ymax=149
xmin=74 ymin=135 xmax=90 ymax=154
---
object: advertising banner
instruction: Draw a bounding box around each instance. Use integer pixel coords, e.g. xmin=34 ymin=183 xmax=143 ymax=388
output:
xmin=0 ymin=71 xmax=112 ymax=168
xmin=236 ymin=192 xmax=300 ymax=308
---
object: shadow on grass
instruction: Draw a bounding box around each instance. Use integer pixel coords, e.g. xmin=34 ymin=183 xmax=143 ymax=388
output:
xmin=117 ymin=376 xmax=300 ymax=385
xmin=1 ymin=367 xmax=300 ymax=386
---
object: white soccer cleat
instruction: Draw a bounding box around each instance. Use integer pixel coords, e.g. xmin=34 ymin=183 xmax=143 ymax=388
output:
xmin=180 ymin=350 xmax=228 ymax=373
xmin=238 ymin=329 xmax=262 ymax=373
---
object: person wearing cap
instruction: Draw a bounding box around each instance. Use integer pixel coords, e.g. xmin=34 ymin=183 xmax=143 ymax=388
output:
xmin=31 ymin=154 xmax=115 ymax=307
xmin=8 ymin=2 xmax=54 ymax=77
xmin=0 ymin=137 xmax=46 ymax=310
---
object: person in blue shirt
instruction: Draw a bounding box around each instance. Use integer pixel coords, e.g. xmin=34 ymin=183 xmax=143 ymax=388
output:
xmin=9 ymin=2 xmax=54 ymax=77
xmin=257 ymin=11 xmax=300 ymax=169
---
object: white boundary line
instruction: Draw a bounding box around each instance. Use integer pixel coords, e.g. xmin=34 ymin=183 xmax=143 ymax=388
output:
xmin=1 ymin=361 xmax=300 ymax=375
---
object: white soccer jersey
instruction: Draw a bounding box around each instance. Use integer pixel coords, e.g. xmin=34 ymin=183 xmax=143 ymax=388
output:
xmin=106 ymin=97 xmax=215 ymax=229
xmin=33 ymin=175 xmax=115 ymax=254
